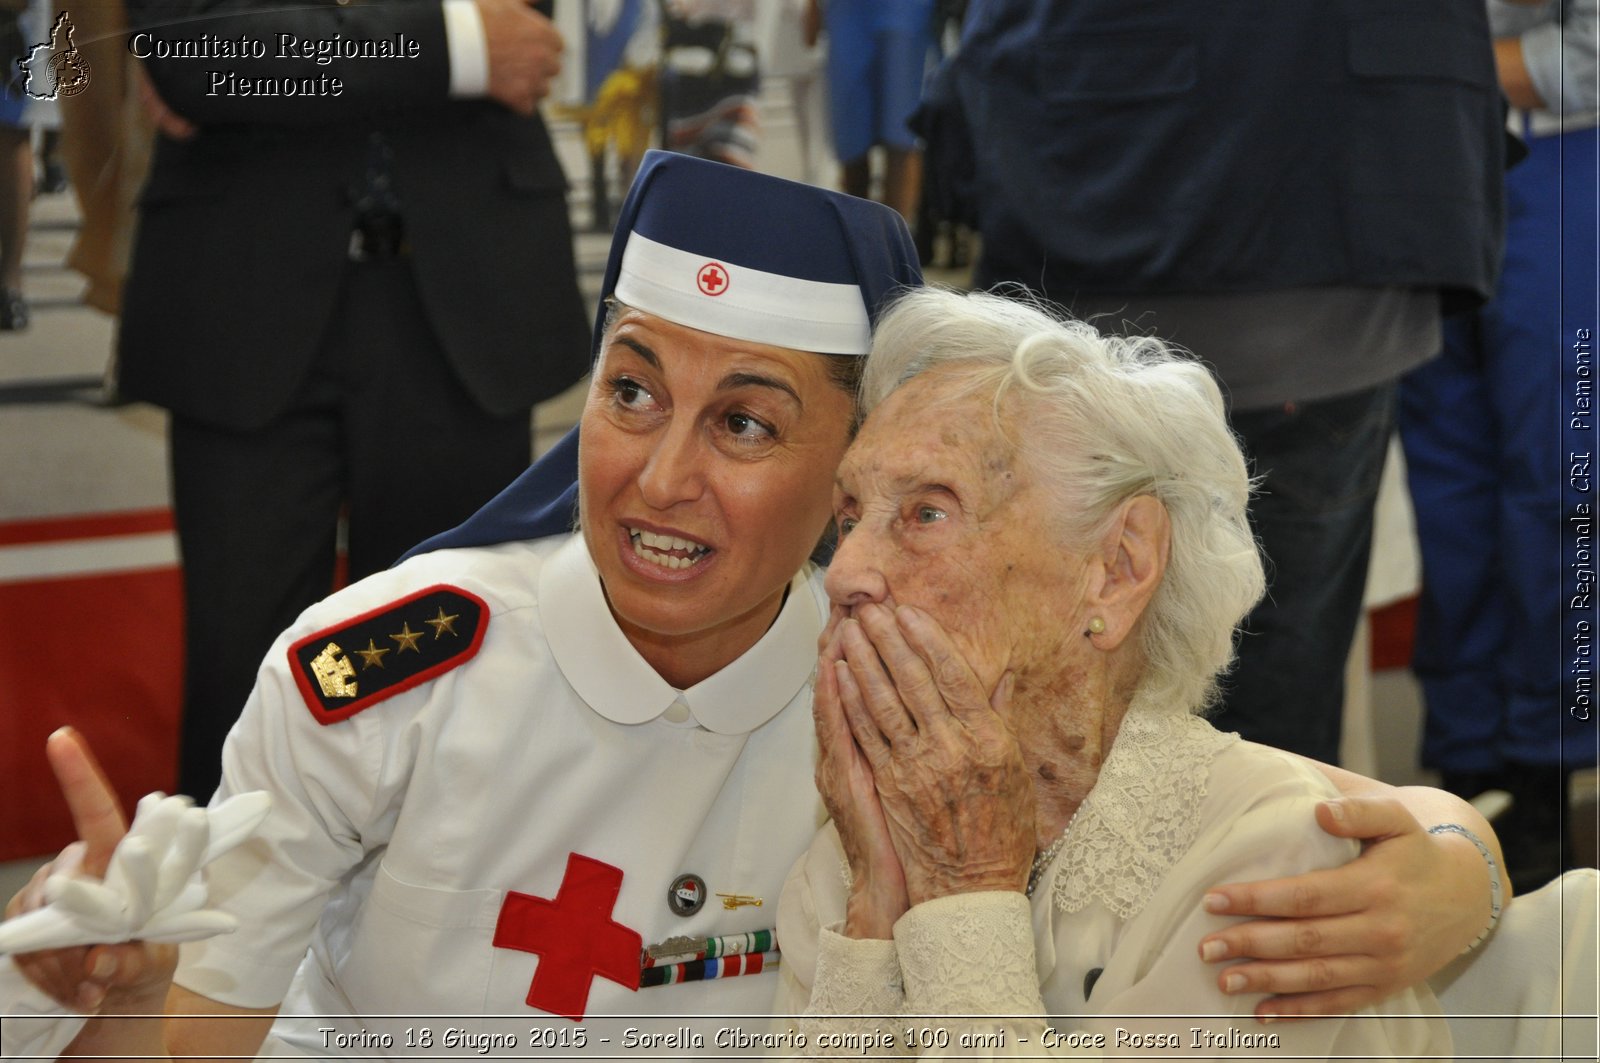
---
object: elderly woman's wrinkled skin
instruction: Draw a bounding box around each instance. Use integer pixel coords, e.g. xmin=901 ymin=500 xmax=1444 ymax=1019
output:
xmin=816 ymin=368 xmax=1171 ymax=934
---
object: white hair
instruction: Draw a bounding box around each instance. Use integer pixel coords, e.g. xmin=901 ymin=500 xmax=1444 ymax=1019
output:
xmin=860 ymin=287 xmax=1266 ymax=715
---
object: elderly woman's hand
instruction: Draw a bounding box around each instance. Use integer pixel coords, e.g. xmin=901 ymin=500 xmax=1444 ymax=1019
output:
xmin=815 ymin=623 xmax=910 ymax=939
xmin=1195 ymin=795 xmax=1497 ymax=1019
xmin=832 ymin=603 xmax=1035 ymax=906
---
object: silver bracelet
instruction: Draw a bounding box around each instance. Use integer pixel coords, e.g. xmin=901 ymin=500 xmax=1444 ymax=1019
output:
xmin=1427 ymin=822 xmax=1504 ymax=951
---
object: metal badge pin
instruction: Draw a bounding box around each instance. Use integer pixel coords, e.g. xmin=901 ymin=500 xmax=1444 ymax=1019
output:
xmin=716 ymin=893 xmax=762 ymax=910
xmin=667 ymin=873 xmax=706 ymax=916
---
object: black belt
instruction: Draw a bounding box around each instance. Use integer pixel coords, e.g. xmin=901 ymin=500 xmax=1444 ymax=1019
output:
xmin=348 ymin=211 xmax=408 ymax=261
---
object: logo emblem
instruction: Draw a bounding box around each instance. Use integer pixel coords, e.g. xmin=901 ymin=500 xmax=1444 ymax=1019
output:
xmin=309 ymin=642 xmax=359 ymax=699
xmin=18 ymin=13 xmax=90 ymax=102
xmin=494 ymin=853 xmax=641 ymax=1021
xmin=696 ymin=262 xmax=729 ymax=297
xmin=667 ymin=873 xmax=706 ymax=916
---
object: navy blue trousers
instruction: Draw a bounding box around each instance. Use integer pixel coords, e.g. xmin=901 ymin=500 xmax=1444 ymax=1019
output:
xmin=1399 ymin=125 xmax=1599 ymax=772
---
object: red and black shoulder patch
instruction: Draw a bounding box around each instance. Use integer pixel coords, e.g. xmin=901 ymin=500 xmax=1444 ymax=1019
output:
xmin=288 ymin=585 xmax=488 ymax=724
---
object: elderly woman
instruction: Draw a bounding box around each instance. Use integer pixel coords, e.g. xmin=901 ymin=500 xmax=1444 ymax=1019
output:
xmin=776 ymin=288 xmax=1458 ymax=1057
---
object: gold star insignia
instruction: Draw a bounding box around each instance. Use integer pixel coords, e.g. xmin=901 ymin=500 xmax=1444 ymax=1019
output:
xmin=390 ymin=622 xmax=424 ymax=654
xmin=425 ymin=606 xmax=461 ymax=639
xmin=354 ymin=638 xmax=390 ymax=670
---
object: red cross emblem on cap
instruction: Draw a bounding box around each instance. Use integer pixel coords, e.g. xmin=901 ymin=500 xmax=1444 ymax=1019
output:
xmin=493 ymin=852 xmax=641 ymax=1021
xmin=697 ymin=262 xmax=730 ymax=296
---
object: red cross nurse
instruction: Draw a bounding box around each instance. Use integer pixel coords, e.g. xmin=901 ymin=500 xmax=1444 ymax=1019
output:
xmin=7 ymin=151 xmax=923 ymax=1058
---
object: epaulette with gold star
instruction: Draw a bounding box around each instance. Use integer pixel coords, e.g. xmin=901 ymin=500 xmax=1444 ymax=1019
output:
xmin=288 ymin=585 xmax=488 ymax=724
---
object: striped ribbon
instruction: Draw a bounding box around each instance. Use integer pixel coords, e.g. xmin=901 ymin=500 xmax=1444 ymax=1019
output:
xmin=638 ymin=949 xmax=780 ymax=989
xmin=643 ymin=928 xmax=775 ymax=968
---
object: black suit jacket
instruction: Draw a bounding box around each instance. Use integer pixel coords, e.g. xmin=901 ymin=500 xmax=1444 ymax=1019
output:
xmin=118 ymin=0 xmax=591 ymax=430
xmin=956 ymin=0 xmax=1505 ymax=312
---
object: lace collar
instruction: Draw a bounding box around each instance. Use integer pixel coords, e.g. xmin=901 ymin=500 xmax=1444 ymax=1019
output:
xmin=1043 ymin=698 xmax=1237 ymax=920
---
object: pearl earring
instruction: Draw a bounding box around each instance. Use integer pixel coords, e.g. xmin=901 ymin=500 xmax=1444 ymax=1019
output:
xmin=1086 ymin=617 xmax=1106 ymax=635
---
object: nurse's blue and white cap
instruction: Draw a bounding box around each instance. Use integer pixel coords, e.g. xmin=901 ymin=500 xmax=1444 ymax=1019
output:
xmin=595 ymin=149 xmax=923 ymax=357
xmin=408 ymin=152 xmax=922 ymax=557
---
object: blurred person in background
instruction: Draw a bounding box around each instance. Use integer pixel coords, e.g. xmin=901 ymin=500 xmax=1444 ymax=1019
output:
xmin=117 ymin=0 xmax=591 ymax=801
xmin=56 ymin=0 xmax=154 ymax=319
xmin=763 ymin=0 xmax=831 ymax=186
xmin=803 ymin=0 xmax=932 ymax=221
xmin=943 ymin=0 xmax=1505 ymax=768
xmin=1398 ymin=0 xmax=1598 ymax=891
xmin=0 ymin=0 xmax=51 ymax=330
xmin=657 ymin=0 xmax=761 ymax=167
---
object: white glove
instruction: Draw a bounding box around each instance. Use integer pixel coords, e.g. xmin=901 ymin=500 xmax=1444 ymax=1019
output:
xmin=0 ymin=790 xmax=271 ymax=954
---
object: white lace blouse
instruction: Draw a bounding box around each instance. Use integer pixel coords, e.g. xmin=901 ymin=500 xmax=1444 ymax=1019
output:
xmin=772 ymin=703 xmax=1451 ymax=1059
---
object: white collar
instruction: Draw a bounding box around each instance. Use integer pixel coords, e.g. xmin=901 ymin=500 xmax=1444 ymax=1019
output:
xmin=539 ymin=533 xmax=820 ymax=735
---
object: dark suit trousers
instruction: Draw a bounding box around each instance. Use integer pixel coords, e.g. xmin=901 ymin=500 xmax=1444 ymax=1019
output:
xmin=170 ymin=257 xmax=532 ymax=799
